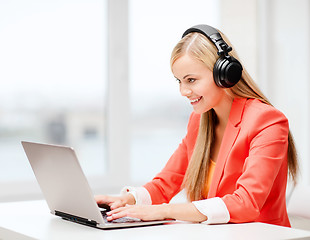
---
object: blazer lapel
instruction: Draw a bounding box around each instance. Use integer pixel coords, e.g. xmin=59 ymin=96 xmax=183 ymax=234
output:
xmin=207 ymin=98 xmax=247 ymax=198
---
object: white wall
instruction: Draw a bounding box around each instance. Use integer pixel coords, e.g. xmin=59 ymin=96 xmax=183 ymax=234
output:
xmin=220 ymin=0 xmax=310 ymax=185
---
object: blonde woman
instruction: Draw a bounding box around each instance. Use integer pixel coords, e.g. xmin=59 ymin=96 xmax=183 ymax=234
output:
xmin=96 ymin=25 xmax=298 ymax=227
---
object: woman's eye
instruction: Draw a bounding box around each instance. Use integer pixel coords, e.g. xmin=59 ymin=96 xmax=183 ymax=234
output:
xmin=188 ymin=78 xmax=195 ymax=83
xmin=175 ymin=78 xmax=181 ymax=83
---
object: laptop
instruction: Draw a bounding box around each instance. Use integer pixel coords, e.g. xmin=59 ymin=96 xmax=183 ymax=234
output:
xmin=21 ymin=141 xmax=173 ymax=229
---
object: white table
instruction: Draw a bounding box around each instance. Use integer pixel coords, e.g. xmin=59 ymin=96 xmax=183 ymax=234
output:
xmin=0 ymin=200 xmax=310 ymax=240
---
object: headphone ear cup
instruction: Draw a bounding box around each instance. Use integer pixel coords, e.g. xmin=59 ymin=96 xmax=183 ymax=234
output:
xmin=213 ymin=56 xmax=243 ymax=88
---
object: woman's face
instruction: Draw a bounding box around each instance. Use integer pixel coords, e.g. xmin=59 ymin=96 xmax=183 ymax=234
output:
xmin=172 ymin=54 xmax=227 ymax=114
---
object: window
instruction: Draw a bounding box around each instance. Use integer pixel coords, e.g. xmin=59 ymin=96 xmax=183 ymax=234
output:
xmin=2 ymin=0 xmax=308 ymax=202
xmin=0 ymin=0 xmax=107 ymax=199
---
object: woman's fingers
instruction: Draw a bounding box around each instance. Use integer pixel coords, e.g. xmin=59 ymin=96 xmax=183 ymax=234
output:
xmin=106 ymin=206 xmax=130 ymax=221
xmin=106 ymin=205 xmax=163 ymax=222
xmin=95 ymin=194 xmax=135 ymax=210
xmin=110 ymin=200 xmax=126 ymax=210
xmin=95 ymin=195 xmax=109 ymax=204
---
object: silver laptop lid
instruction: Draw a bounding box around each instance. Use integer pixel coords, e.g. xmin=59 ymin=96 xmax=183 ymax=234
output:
xmin=21 ymin=141 xmax=105 ymax=226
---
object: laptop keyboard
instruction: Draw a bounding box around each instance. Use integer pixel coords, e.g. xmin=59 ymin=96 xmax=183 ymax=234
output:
xmin=101 ymin=211 xmax=142 ymax=223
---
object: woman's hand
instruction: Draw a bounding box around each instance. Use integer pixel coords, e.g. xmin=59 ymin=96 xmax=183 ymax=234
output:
xmin=95 ymin=194 xmax=136 ymax=210
xmin=106 ymin=203 xmax=208 ymax=223
xmin=106 ymin=204 xmax=169 ymax=222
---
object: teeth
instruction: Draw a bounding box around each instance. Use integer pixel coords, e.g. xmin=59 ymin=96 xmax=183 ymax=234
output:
xmin=190 ymin=97 xmax=201 ymax=103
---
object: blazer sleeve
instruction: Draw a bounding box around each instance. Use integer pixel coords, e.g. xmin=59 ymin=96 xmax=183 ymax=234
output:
xmin=222 ymin=106 xmax=289 ymax=223
xmin=143 ymin=112 xmax=200 ymax=204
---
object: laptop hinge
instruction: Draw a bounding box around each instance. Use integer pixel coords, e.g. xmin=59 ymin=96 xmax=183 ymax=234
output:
xmin=55 ymin=210 xmax=97 ymax=227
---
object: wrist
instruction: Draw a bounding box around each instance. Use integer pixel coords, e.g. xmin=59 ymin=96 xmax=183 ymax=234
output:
xmin=120 ymin=186 xmax=152 ymax=205
xmin=161 ymin=203 xmax=170 ymax=219
xmin=123 ymin=193 xmax=136 ymax=205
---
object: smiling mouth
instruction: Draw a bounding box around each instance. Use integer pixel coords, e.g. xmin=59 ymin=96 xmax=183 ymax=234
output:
xmin=189 ymin=96 xmax=202 ymax=104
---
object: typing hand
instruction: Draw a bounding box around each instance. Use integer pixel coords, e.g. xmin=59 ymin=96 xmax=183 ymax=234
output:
xmin=95 ymin=194 xmax=136 ymax=210
xmin=106 ymin=204 xmax=168 ymax=222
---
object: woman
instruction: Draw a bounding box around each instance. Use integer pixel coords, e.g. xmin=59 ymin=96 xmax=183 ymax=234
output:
xmin=96 ymin=24 xmax=298 ymax=226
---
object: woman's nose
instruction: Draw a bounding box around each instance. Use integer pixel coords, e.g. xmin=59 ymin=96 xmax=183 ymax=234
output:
xmin=180 ymin=85 xmax=192 ymax=96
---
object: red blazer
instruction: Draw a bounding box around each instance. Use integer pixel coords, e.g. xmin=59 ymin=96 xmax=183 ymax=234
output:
xmin=143 ymin=98 xmax=291 ymax=227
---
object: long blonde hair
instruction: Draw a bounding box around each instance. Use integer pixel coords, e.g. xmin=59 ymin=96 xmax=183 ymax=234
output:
xmin=170 ymin=31 xmax=298 ymax=202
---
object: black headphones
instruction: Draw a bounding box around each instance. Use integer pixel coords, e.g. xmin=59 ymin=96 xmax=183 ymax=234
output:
xmin=182 ymin=24 xmax=243 ymax=88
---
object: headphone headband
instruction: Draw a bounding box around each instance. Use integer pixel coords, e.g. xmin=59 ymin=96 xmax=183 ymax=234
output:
xmin=182 ymin=24 xmax=232 ymax=56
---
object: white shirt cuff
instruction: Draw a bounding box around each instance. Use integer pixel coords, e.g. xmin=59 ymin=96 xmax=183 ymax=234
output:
xmin=193 ymin=197 xmax=230 ymax=224
xmin=120 ymin=186 xmax=152 ymax=205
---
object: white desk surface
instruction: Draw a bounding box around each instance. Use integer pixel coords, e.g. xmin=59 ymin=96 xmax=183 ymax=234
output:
xmin=0 ymin=200 xmax=310 ymax=240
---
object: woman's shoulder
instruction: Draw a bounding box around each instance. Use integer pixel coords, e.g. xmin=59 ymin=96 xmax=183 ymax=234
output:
xmin=246 ymin=97 xmax=285 ymax=112
xmin=242 ymin=98 xmax=288 ymax=128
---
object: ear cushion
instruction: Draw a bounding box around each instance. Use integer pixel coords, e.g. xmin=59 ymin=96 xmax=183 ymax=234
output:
xmin=213 ymin=56 xmax=243 ymax=88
